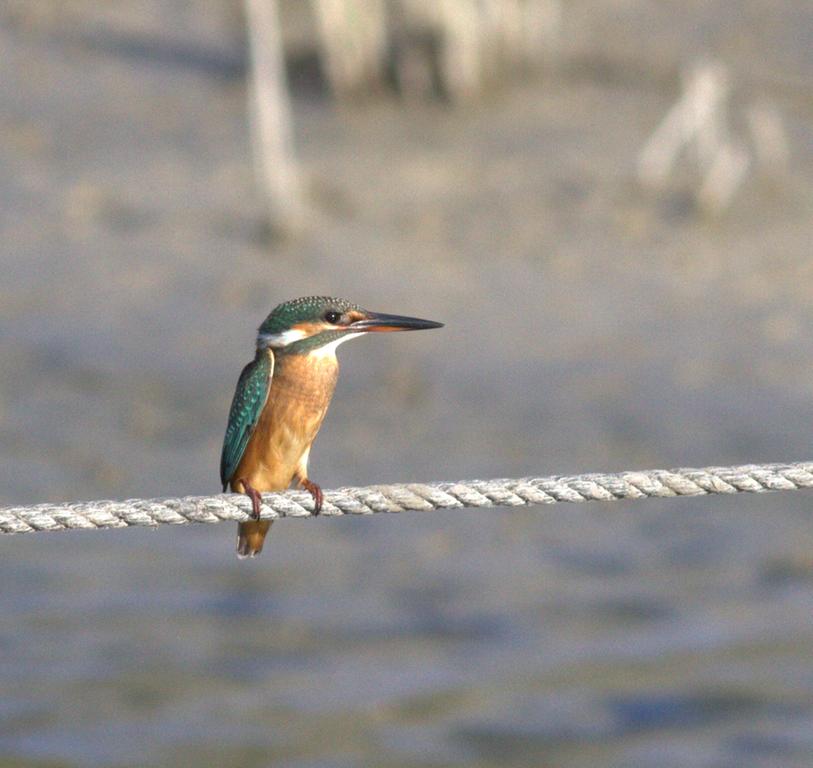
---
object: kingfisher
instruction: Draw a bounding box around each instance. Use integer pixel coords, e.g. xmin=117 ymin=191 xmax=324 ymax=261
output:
xmin=220 ymin=296 xmax=443 ymax=558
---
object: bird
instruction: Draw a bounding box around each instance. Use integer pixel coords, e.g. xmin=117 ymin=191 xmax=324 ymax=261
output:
xmin=220 ymin=296 xmax=443 ymax=558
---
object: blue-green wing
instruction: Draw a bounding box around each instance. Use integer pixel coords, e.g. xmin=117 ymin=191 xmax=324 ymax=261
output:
xmin=220 ymin=351 xmax=274 ymax=489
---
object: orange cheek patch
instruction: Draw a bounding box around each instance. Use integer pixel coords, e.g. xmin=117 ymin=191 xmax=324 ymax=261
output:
xmin=291 ymin=321 xmax=329 ymax=336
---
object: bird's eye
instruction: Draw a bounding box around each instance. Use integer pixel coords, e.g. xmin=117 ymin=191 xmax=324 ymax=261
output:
xmin=324 ymin=311 xmax=342 ymax=324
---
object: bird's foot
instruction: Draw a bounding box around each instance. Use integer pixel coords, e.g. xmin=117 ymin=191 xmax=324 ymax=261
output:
xmin=300 ymin=479 xmax=323 ymax=516
xmin=240 ymin=478 xmax=263 ymax=521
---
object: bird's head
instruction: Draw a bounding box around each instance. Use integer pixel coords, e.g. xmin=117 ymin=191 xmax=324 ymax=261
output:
xmin=256 ymin=296 xmax=443 ymax=356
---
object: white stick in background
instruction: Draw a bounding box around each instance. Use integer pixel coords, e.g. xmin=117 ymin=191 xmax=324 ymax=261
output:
xmin=637 ymin=61 xmax=730 ymax=190
xmin=438 ymin=0 xmax=483 ymax=101
xmin=697 ymin=141 xmax=751 ymax=214
xmin=312 ymin=0 xmax=388 ymax=98
xmin=244 ymin=0 xmax=305 ymax=235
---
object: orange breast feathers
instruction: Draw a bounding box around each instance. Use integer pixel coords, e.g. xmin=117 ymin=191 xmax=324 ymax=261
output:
xmin=233 ymin=353 xmax=338 ymax=492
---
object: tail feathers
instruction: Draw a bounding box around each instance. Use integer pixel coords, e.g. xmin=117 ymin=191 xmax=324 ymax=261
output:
xmin=236 ymin=520 xmax=273 ymax=559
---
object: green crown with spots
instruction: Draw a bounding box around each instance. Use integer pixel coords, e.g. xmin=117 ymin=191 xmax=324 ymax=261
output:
xmin=258 ymin=296 xmax=361 ymax=337
xmin=256 ymin=296 xmax=362 ymax=354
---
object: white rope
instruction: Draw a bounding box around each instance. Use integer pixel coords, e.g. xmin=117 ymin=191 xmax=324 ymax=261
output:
xmin=2 ymin=461 xmax=812 ymax=536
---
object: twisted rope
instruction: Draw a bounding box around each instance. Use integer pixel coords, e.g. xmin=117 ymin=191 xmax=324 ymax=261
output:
xmin=2 ymin=462 xmax=812 ymax=536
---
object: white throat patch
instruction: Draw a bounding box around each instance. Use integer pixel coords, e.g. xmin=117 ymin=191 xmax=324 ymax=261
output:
xmin=257 ymin=328 xmax=308 ymax=349
xmin=309 ymin=332 xmax=364 ymax=358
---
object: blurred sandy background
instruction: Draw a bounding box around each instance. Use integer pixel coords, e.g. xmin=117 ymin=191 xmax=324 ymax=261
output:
xmin=1 ymin=2 xmax=813 ymax=766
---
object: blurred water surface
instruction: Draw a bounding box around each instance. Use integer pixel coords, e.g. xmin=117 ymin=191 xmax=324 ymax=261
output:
xmin=1 ymin=2 xmax=813 ymax=766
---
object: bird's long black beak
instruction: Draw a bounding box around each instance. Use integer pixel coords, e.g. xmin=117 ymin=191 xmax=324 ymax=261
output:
xmin=350 ymin=311 xmax=444 ymax=332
